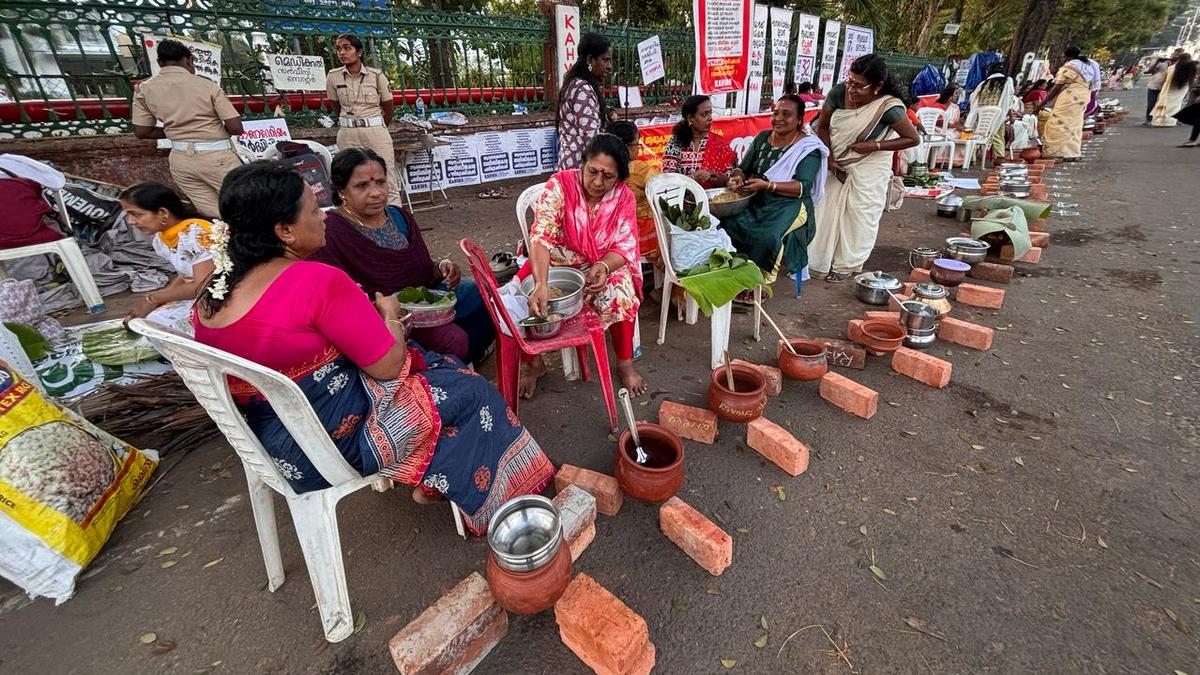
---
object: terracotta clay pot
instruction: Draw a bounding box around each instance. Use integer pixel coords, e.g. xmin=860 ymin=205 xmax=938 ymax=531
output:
xmin=930 ymin=258 xmax=969 ymax=288
xmin=615 ymin=423 xmax=685 ymax=503
xmin=707 ymin=364 xmax=767 ymax=423
xmin=777 ymin=339 xmax=828 ymax=381
xmin=1020 ymin=147 xmax=1042 ymax=162
xmin=486 ymin=543 xmax=572 ymax=615
xmin=859 ymin=320 xmax=907 ymax=356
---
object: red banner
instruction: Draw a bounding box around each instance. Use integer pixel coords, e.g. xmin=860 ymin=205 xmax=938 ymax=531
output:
xmin=694 ymin=0 xmax=753 ymax=94
xmin=634 ymin=112 xmax=821 ymax=170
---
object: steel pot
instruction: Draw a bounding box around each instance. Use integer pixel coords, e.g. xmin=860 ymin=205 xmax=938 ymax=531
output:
xmin=956 ymin=206 xmax=974 ymax=224
xmin=999 ymin=180 xmax=1031 ymax=198
xmin=519 ymin=267 xmax=585 ymax=319
xmin=853 ymin=271 xmax=903 ymax=306
xmin=936 ymin=194 xmax=963 ymax=218
xmin=943 ymin=237 xmax=989 ymax=265
xmin=909 ymin=246 xmax=939 ymax=270
xmin=899 ymin=301 xmax=939 ymax=333
xmin=903 ymin=328 xmax=938 ymax=349
xmin=487 ymin=495 xmax=563 ymax=573
xmin=911 ymin=282 xmax=952 ymax=317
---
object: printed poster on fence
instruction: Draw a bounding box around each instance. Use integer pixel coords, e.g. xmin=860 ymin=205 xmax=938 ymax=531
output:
xmin=637 ymin=36 xmax=665 ymax=85
xmin=402 ymin=148 xmax=445 ymax=194
xmin=442 ymin=135 xmax=481 ymax=188
xmin=538 ymin=127 xmax=558 ymax=171
xmin=476 ymin=132 xmax=514 ymax=183
xmin=634 ymin=110 xmax=819 ymax=170
xmin=265 ymin=53 xmax=326 ymax=91
xmin=735 ymin=3 xmax=770 ymax=115
xmin=692 ymin=0 xmax=752 ymax=94
xmin=838 ymin=24 xmax=874 ymax=82
xmin=235 ymin=118 xmax=292 ymax=157
xmin=794 ymin=14 xmax=820 ymax=88
xmin=769 ymin=7 xmax=793 ymax=102
xmin=818 ymin=20 xmax=841 ymax=94
xmin=143 ymin=35 xmax=221 ymax=84
xmin=507 ymin=129 xmax=543 ymax=178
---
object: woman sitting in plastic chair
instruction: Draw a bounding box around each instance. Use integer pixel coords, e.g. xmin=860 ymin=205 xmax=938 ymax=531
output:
xmin=191 ymin=161 xmax=554 ymax=536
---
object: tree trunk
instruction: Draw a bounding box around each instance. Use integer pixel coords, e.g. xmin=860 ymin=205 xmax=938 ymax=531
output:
xmin=914 ymin=0 xmax=944 ymax=55
xmin=1004 ymin=0 xmax=1063 ymax=78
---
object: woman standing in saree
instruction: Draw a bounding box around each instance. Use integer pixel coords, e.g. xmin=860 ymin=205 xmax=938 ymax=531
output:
xmin=1150 ymin=53 xmax=1197 ymax=128
xmin=192 ymin=162 xmax=553 ymax=535
xmin=1034 ymin=47 xmax=1092 ymax=161
xmin=808 ymin=55 xmax=920 ymax=282
xmin=720 ymin=95 xmax=828 ymax=284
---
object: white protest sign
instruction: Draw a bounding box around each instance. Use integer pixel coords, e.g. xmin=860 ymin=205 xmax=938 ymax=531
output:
xmin=476 ymin=132 xmax=513 ymax=183
xmin=637 ymin=36 xmax=665 ymax=85
xmin=507 ymin=129 xmax=543 ymax=178
xmin=265 ymin=53 xmax=326 ymax=91
xmin=619 ymin=86 xmax=643 ymax=109
xmin=793 ymin=14 xmax=820 ymax=87
xmin=838 ymin=24 xmax=874 ymax=82
xmin=403 ymin=147 xmax=446 ymax=194
xmin=539 ymin=127 xmax=558 ymax=171
xmin=769 ymin=7 xmax=793 ymax=102
xmin=235 ymin=118 xmax=291 ymax=157
xmin=554 ymin=4 xmax=581 ymax=86
xmin=442 ymin=135 xmax=481 ymax=188
xmin=736 ymin=3 xmax=770 ymax=114
xmin=143 ymin=35 xmax=222 ymax=84
xmin=817 ymin=20 xmax=840 ymax=94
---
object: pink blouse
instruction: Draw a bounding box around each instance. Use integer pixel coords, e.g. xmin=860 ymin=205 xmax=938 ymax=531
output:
xmin=192 ymin=261 xmax=394 ymax=372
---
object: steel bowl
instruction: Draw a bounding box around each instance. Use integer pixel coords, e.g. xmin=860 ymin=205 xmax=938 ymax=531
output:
xmin=853 ymin=270 xmax=903 ymax=305
xmin=487 ymin=495 xmax=563 ymax=573
xmin=519 ymin=314 xmax=564 ymax=340
xmin=943 ymin=237 xmax=989 ymax=265
xmin=998 ymin=180 xmax=1031 ymax=198
xmin=706 ymin=188 xmax=753 ymax=218
xmin=936 ymin=194 xmax=964 ymax=218
xmin=398 ymin=289 xmax=458 ymax=328
xmin=519 ymin=267 xmax=585 ymax=319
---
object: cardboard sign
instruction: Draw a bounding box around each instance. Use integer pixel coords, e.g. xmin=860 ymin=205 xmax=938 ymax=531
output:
xmin=794 ymin=14 xmax=820 ymax=86
xmin=693 ymin=0 xmax=752 ymax=94
xmin=769 ymin=7 xmax=793 ymax=102
xmin=736 ymin=4 xmax=770 ymax=115
xmin=554 ymin=4 xmax=581 ymax=86
xmin=143 ymin=35 xmax=221 ymax=84
xmin=235 ymin=118 xmax=292 ymax=157
xmin=838 ymin=24 xmax=874 ymax=82
xmin=265 ymin=53 xmax=326 ymax=91
xmin=637 ymin=36 xmax=665 ymax=85
xmin=818 ymin=20 xmax=841 ymax=94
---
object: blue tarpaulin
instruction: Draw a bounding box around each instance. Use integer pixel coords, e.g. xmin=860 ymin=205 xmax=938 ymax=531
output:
xmin=910 ymin=64 xmax=946 ymax=98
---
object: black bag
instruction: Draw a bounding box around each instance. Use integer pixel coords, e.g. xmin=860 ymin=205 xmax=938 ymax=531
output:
xmin=276 ymin=141 xmax=334 ymax=208
xmin=57 ymin=184 xmax=123 ymax=245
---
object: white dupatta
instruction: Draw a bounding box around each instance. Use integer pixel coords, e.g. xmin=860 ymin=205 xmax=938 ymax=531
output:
xmin=762 ymin=135 xmax=831 ymax=206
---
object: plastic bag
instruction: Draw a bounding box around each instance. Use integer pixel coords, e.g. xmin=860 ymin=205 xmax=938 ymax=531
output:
xmin=668 ymin=221 xmax=734 ymax=272
xmin=0 ymin=362 xmax=158 ymax=602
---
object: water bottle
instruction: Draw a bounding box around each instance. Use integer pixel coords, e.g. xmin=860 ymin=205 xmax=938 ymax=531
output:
xmin=415 ymin=96 xmax=426 ymax=119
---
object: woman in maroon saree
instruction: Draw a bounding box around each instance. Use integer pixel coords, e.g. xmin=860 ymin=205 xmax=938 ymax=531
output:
xmin=310 ymin=149 xmax=493 ymax=364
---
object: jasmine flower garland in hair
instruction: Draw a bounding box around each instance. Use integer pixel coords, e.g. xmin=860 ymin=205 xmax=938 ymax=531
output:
xmin=206 ymin=219 xmax=233 ymax=300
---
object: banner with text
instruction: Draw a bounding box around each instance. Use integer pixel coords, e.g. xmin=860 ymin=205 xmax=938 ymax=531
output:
xmin=693 ymin=0 xmax=752 ymax=94
xmin=838 ymin=24 xmax=874 ymax=83
xmin=769 ymin=7 xmax=794 ymax=102
xmin=637 ymin=36 xmax=665 ymax=85
xmin=554 ymin=4 xmax=581 ymax=86
xmin=817 ymin=20 xmax=841 ymax=94
xmin=143 ymin=35 xmax=221 ymax=84
xmin=793 ymin=14 xmax=820 ymax=88
xmin=634 ymin=111 xmax=819 ymax=170
xmin=265 ymin=54 xmax=326 ymax=91
xmin=235 ymin=118 xmax=291 ymax=157
xmin=735 ymin=3 xmax=770 ymax=115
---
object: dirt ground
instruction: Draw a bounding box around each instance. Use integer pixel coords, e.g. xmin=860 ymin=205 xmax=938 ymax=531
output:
xmin=2 ymin=88 xmax=1197 ymax=674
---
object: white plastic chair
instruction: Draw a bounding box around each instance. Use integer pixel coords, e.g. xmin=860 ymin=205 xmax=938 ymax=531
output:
xmin=915 ymin=107 xmax=955 ymax=167
xmin=958 ymin=105 xmax=1004 ymax=170
xmin=0 ymin=190 xmax=106 ymax=313
xmin=646 ymin=173 xmax=761 ymax=370
xmin=128 ymin=318 xmax=465 ymax=643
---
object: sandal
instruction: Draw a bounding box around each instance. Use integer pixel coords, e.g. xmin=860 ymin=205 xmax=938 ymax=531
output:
xmin=1178 ymin=141 xmax=1199 ymax=148
xmin=826 ymin=271 xmax=851 ymax=283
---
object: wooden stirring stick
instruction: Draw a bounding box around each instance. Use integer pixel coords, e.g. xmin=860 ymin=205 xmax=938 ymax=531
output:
xmin=755 ymin=299 xmax=799 ymax=355
xmin=722 ymin=349 xmax=736 ymax=392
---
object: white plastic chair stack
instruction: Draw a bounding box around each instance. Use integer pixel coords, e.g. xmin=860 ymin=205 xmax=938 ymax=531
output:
xmin=959 ymin=105 xmax=1005 ymax=170
xmin=646 ymin=173 xmax=761 ymax=370
xmin=915 ymin=107 xmax=956 ymax=167
xmin=128 ymin=319 xmax=464 ymax=643
xmin=0 ymin=190 xmax=106 ymax=313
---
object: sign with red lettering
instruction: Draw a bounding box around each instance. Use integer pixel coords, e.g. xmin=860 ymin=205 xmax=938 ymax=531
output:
xmin=769 ymin=7 xmax=793 ymax=102
xmin=736 ymin=3 xmax=770 ymax=115
xmin=817 ymin=20 xmax=841 ymax=94
xmin=235 ymin=118 xmax=292 ymax=157
xmin=555 ymin=4 xmax=581 ymax=86
xmin=794 ymin=14 xmax=820 ymax=86
xmin=634 ymin=111 xmax=818 ymax=170
xmin=838 ymin=24 xmax=874 ymax=83
xmin=693 ymin=0 xmax=752 ymax=94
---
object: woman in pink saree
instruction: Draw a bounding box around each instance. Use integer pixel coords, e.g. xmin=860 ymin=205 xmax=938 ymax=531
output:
xmin=520 ymin=133 xmax=644 ymax=397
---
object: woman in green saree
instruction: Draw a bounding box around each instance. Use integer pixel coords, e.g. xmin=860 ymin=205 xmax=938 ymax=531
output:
xmin=720 ymin=95 xmax=829 ymax=285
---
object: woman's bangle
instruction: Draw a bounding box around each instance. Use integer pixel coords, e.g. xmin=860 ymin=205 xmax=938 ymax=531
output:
xmin=144 ymin=293 xmax=158 ymax=306
xmin=597 ymin=260 xmax=612 ymax=276
xmin=769 ymin=181 xmax=776 ymax=193
xmin=875 ymin=141 xmax=882 ymax=151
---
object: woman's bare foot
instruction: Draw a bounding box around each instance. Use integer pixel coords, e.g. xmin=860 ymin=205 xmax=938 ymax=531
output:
xmin=412 ymin=487 xmax=443 ymax=505
xmin=617 ymin=359 xmax=647 ymax=396
xmin=519 ymin=356 xmax=547 ymax=399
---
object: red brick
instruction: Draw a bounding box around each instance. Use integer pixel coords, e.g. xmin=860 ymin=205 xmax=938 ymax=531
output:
xmin=901 ymin=281 xmax=915 ymax=295
xmin=817 ymin=338 xmax=867 ymax=370
xmin=864 ymin=311 xmax=901 ymax=322
xmin=1019 ymin=246 xmax=1042 ymax=263
xmin=969 ymin=262 xmax=1014 ymax=284
xmin=909 ymin=267 xmax=932 ymax=283
xmin=1035 ymin=158 xmax=1056 ymax=166
xmin=891 ymin=347 xmax=952 ymax=388
xmin=659 ymin=496 xmax=733 ymax=575
xmin=886 ymin=293 xmax=911 ymax=311
xmin=1082 ymin=130 xmax=1094 ymax=140
xmin=732 ymin=359 xmax=782 ymax=397
xmin=819 ymin=371 xmax=878 ymax=420
xmin=1029 ymin=231 xmax=1050 ymax=248
xmin=657 ymin=400 xmax=718 ymax=444
xmin=626 ymin=642 xmax=656 ymax=675
xmin=1029 ymin=186 xmax=1048 ymax=201
xmin=553 ymin=485 xmax=597 ymax=562
xmin=389 ymin=572 xmax=507 ymax=675
xmin=846 ymin=319 xmax=865 ymax=344
xmin=555 ymin=464 xmax=623 ymax=516
xmin=937 ymin=316 xmax=994 ymax=350
xmin=955 ymin=283 xmax=1005 ymax=309
xmin=555 ymin=573 xmax=654 ymax=675
xmin=1028 ymin=218 xmax=1047 ymax=232
xmin=746 ymin=417 xmax=810 ymax=476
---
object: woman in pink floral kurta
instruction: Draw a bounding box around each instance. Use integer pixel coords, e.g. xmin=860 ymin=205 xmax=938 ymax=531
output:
xmin=520 ymin=133 xmax=645 ymax=398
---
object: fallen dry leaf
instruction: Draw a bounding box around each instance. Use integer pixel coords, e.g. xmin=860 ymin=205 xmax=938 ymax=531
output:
xmin=138 ymin=632 xmax=157 ymax=645
xmin=859 ymin=525 xmax=868 ymax=536
xmin=157 ymin=547 xmax=177 ymax=557
xmin=353 ymin=612 xmax=366 ymax=635
xmin=882 ymin=508 xmax=897 ymax=516
xmin=721 ymin=658 xmax=736 ymax=669
xmin=1014 ymin=457 xmax=1025 ymax=466
xmin=760 ymin=615 xmax=768 ymax=631
xmin=770 ymin=485 xmax=786 ymax=501
xmin=869 ymin=565 xmax=887 ymax=581
xmin=1097 ymin=536 xmax=1109 ymax=550
xmin=160 ymin=560 xmax=177 ymax=569
xmin=971 ymin=444 xmax=986 ymax=451
xmin=753 ymin=634 xmax=768 ymax=649
xmin=203 ymin=557 xmax=225 ymax=569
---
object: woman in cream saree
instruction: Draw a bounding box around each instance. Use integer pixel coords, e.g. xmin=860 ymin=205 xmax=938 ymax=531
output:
xmin=1034 ymin=47 xmax=1092 ymax=161
xmin=809 ymin=55 xmax=920 ymax=281
xmin=1150 ymin=54 xmax=1197 ymax=127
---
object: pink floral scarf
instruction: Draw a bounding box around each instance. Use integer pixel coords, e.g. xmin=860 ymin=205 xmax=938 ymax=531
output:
xmin=552 ymin=169 xmax=642 ymax=295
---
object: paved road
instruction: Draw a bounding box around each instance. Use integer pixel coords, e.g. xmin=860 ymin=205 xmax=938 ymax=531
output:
xmin=2 ymin=89 xmax=1197 ymax=674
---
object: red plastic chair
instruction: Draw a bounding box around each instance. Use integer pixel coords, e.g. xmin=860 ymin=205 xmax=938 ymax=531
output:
xmin=460 ymin=238 xmax=618 ymax=431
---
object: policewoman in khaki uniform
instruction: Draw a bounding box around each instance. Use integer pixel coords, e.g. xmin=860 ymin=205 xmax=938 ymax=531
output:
xmin=325 ymin=34 xmax=400 ymax=203
xmin=132 ymin=39 xmax=244 ymax=219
